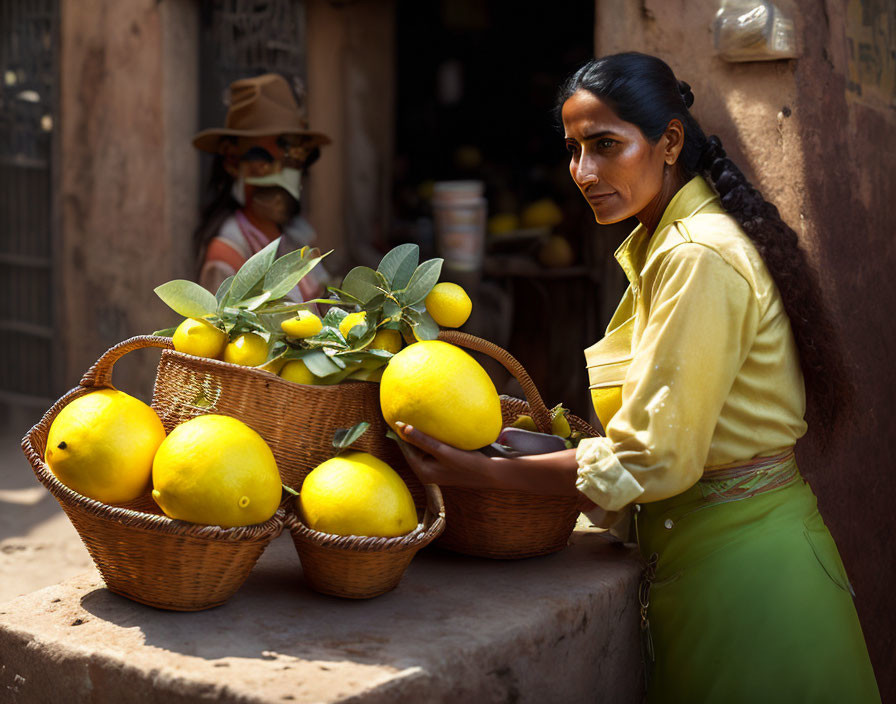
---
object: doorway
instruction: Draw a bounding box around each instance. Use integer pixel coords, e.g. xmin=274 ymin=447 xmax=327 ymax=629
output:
xmin=391 ymin=0 xmax=600 ymax=417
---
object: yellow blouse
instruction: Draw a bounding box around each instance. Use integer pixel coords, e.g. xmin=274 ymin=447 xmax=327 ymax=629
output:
xmin=575 ymin=176 xmax=807 ymax=511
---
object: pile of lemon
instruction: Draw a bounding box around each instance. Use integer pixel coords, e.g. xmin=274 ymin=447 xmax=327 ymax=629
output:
xmin=46 ymin=277 xmax=494 ymax=540
xmin=45 ymin=390 xmax=281 ymax=528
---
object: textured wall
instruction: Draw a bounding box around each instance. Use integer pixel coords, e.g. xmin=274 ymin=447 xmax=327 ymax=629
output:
xmin=594 ymin=0 xmax=895 ymax=696
xmin=59 ymin=0 xmax=198 ymax=401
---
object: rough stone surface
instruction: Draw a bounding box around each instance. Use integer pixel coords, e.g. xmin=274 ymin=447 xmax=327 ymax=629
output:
xmin=0 ymin=528 xmax=643 ymax=703
xmin=0 ymin=412 xmax=95 ymax=604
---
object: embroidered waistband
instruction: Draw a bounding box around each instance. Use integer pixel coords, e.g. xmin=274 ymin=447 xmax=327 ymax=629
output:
xmin=699 ymin=449 xmax=798 ymax=504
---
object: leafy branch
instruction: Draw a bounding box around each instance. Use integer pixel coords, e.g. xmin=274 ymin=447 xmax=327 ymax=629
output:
xmin=153 ymin=239 xmax=329 ymax=348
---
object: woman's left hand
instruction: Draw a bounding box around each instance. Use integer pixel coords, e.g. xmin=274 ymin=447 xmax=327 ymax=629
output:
xmin=393 ymin=421 xmax=501 ymax=491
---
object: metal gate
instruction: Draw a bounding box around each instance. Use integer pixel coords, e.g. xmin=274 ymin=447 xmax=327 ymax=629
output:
xmin=0 ymin=0 xmax=58 ymax=408
xmin=198 ymin=0 xmax=308 ymax=147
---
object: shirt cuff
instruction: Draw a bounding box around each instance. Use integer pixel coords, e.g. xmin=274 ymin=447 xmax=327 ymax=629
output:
xmin=575 ymin=437 xmax=645 ymax=511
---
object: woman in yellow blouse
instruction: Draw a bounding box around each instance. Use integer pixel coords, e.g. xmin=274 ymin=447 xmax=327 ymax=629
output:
xmin=396 ymin=53 xmax=880 ymax=702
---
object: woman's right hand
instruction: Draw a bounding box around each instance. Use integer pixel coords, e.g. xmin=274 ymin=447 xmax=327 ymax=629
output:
xmin=394 ymin=421 xmax=504 ymax=490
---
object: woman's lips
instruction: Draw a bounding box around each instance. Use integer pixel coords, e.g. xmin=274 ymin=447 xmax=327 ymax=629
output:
xmin=587 ymin=191 xmax=615 ymax=204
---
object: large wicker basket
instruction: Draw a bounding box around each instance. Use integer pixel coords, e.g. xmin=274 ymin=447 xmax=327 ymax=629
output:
xmin=21 ymin=336 xmax=284 ymax=611
xmin=147 ymin=336 xmax=425 ymax=506
xmin=433 ymin=331 xmax=599 ymax=559
xmin=285 ymin=483 xmax=445 ymax=599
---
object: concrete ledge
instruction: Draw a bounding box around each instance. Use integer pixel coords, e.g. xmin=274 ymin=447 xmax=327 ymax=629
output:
xmin=0 ymin=528 xmax=644 ymax=703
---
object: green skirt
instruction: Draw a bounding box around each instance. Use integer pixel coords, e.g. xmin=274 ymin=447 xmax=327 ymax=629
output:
xmin=635 ymin=452 xmax=880 ymax=704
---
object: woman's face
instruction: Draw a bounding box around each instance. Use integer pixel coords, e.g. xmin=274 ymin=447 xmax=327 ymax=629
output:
xmin=562 ymin=89 xmax=670 ymax=225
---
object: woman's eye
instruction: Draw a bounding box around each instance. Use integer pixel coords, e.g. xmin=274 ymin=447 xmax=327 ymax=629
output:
xmin=565 ymin=141 xmax=580 ymax=155
xmin=597 ymin=138 xmax=616 ymax=149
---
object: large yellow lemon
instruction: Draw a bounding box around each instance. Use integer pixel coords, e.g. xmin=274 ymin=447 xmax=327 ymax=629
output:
xmin=380 ymin=340 xmax=502 ymax=450
xmin=281 ymin=311 xmax=322 ymax=339
xmin=45 ymin=389 xmax=166 ymax=504
xmin=223 ymin=332 xmax=269 ymax=366
xmin=299 ymin=452 xmax=417 ymax=537
xmin=172 ymin=318 xmax=227 ymax=359
xmin=424 ymin=282 xmax=472 ymax=328
xmin=151 ymin=415 xmax=282 ymax=527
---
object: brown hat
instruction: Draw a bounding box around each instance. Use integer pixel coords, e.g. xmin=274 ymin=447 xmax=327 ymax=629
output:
xmin=192 ymin=73 xmax=331 ymax=153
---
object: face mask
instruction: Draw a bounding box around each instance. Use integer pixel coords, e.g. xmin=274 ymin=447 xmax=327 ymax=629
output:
xmin=231 ymin=167 xmax=302 ymax=207
xmin=245 ymin=167 xmax=302 ymax=202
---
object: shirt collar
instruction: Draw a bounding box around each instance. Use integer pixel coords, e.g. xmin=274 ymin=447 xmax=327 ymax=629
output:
xmin=613 ymin=175 xmax=720 ymax=290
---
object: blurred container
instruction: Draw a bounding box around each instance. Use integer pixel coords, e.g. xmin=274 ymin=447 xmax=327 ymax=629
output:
xmin=433 ymin=180 xmax=487 ymax=272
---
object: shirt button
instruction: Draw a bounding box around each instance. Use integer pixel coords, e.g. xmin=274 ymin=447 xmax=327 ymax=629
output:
xmin=664 ymin=519 xmax=674 ymax=530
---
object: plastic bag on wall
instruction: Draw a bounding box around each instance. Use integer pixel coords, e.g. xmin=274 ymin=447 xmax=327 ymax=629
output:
xmin=713 ymin=0 xmax=798 ymax=61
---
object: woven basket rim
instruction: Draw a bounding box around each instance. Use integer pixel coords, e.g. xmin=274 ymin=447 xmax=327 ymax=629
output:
xmin=284 ymin=487 xmax=446 ymax=553
xmin=160 ymin=344 xmax=380 ymax=391
xmin=23 ymin=417 xmax=285 ymax=542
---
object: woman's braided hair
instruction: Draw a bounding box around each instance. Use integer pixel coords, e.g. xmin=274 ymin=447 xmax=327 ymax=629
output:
xmin=557 ymin=52 xmax=852 ymax=436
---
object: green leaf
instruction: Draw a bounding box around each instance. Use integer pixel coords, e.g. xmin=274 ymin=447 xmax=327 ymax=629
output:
xmin=282 ymin=484 xmax=300 ymax=497
xmin=407 ymin=308 xmax=439 ymax=341
xmin=377 ymin=243 xmax=419 ymax=289
xmin=152 ymin=326 xmax=178 ymax=337
xmin=398 ymin=258 xmax=443 ymax=306
xmin=236 ymin=291 xmax=272 ymax=311
xmin=340 ymin=266 xmax=383 ymax=304
xmin=154 ymin=280 xmax=219 ymax=319
xmin=382 ymin=300 xmax=401 ymax=320
xmin=324 ymin=288 xmax=363 ymax=306
xmin=321 ymin=306 xmax=349 ymax=327
xmin=362 ymin=293 xmax=387 ymax=312
xmin=215 ymin=275 xmax=235 ymax=310
xmin=302 ymin=349 xmax=343 ymax=377
xmin=332 ymin=421 xmax=371 ymax=450
xmin=263 ymin=251 xmax=327 ymax=301
xmin=255 ymin=301 xmax=307 ymax=316
xmin=229 ymin=237 xmax=280 ymax=303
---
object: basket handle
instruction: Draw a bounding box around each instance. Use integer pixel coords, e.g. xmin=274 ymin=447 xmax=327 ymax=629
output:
xmin=79 ymin=335 xmax=174 ymax=390
xmin=437 ymin=330 xmax=552 ymax=433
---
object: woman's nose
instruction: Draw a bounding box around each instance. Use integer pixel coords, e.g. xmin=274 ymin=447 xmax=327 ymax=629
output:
xmin=573 ymin=156 xmax=598 ymax=188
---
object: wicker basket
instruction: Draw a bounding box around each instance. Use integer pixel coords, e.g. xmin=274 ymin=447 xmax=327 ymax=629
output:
xmin=285 ymin=483 xmax=445 ymax=599
xmin=147 ymin=336 xmax=425 ymax=506
xmin=21 ymin=337 xmax=284 ymax=611
xmin=433 ymin=330 xmax=599 ymax=559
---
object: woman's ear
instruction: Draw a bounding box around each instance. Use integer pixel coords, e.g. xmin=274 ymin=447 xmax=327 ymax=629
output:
xmin=663 ymin=118 xmax=685 ymax=165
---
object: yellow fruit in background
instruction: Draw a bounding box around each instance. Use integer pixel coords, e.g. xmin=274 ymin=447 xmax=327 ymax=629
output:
xmin=223 ymin=332 xmax=269 ymax=366
xmin=424 ymin=282 xmax=472 ymax=328
xmin=339 ymin=311 xmax=368 ymax=338
xmin=300 ymin=452 xmax=417 ymax=537
xmin=151 ymin=415 xmax=281 ymax=527
xmin=521 ymin=198 xmax=563 ymax=229
xmin=380 ymin=340 xmax=502 ymax=450
xmin=511 ymin=414 xmax=538 ymax=432
xmin=369 ymin=328 xmax=403 ymax=354
xmin=280 ymin=311 xmax=323 ymax=339
xmin=551 ymin=412 xmax=571 ymax=438
xmin=45 ymin=389 xmax=166 ymax=504
xmin=538 ymin=235 xmax=575 ymax=269
xmin=488 ymin=213 xmax=520 ymax=236
xmin=172 ymin=318 xmax=227 ymax=359
xmin=280 ymin=359 xmax=316 ymax=385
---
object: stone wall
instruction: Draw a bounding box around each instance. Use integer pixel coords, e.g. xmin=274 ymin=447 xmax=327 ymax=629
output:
xmin=59 ymin=0 xmax=198 ymax=400
xmin=594 ymin=0 xmax=896 ymax=696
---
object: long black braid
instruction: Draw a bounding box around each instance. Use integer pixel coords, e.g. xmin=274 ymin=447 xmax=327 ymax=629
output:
xmin=557 ymin=52 xmax=852 ymax=438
